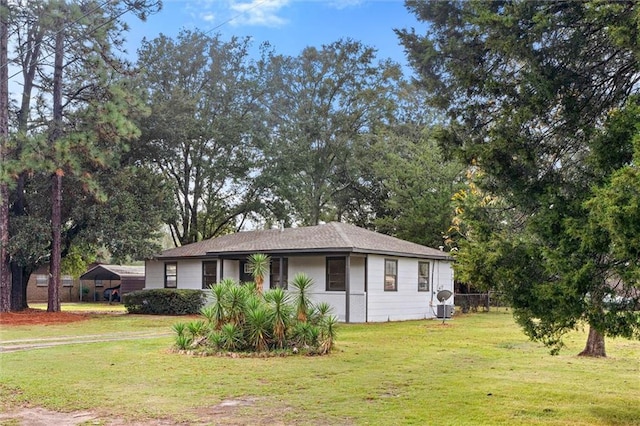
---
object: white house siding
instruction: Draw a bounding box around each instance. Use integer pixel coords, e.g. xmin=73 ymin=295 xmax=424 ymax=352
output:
xmin=366 ymin=255 xmax=454 ymax=322
xmin=282 ymin=255 xmax=368 ymax=322
xmin=286 ymin=256 xmax=347 ymax=321
xmin=144 ymin=260 xmax=164 ymax=289
xmin=347 ymin=256 xmax=366 ymax=322
xmin=145 ymin=259 xmax=206 ymax=290
xmin=176 ymin=259 xmax=203 ymax=290
xmin=221 ymin=259 xmax=239 ymax=282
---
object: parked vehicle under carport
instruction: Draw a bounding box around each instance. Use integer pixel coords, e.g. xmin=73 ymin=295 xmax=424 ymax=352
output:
xmin=103 ymin=285 xmax=121 ymax=302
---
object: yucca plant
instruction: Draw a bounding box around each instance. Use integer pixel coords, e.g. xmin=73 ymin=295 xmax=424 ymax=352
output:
xmin=245 ymin=293 xmax=262 ymax=313
xmin=172 ymin=322 xmax=187 ymax=337
xmin=291 ymin=321 xmax=320 ymax=349
xmin=309 ymin=301 xmax=333 ymax=325
xmin=290 ymin=273 xmax=314 ymax=322
xmin=209 ymin=279 xmax=235 ymax=328
xmin=247 ymin=253 xmax=270 ymax=294
xmin=200 ymin=305 xmax=216 ymax=327
xmin=264 ymin=288 xmax=292 ymax=348
xmin=175 ymin=334 xmax=193 ymax=350
xmin=318 ymin=315 xmax=338 ymax=354
xmin=220 ymin=323 xmax=244 ymax=351
xmin=208 ymin=330 xmax=224 ymax=350
xmin=226 ymin=283 xmax=249 ymax=326
xmin=187 ymin=320 xmax=206 ymax=338
xmin=245 ymin=306 xmax=272 ymax=352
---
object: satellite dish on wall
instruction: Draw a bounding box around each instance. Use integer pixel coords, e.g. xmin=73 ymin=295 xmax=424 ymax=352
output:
xmin=436 ymin=289 xmax=453 ymax=303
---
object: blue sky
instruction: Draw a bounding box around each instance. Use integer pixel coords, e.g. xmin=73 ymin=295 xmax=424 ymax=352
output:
xmin=124 ymin=0 xmax=422 ymax=75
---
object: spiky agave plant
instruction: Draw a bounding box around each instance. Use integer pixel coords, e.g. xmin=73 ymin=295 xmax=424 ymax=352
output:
xmin=264 ymin=288 xmax=293 ymax=349
xmin=173 ymin=322 xmax=192 ymax=350
xmin=175 ymin=334 xmax=193 ymax=350
xmin=247 ymin=253 xmax=270 ymax=294
xmin=220 ymin=323 xmax=244 ymax=351
xmin=208 ymin=330 xmax=224 ymax=350
xmin=209 ymin=279 xmax=235 ymax=329
xmin=226 ymin=283 xmax=249 ymax=326
xmin=309 ymin=301 xmax=333 ymax=325
xmin=290 ymin=273 xmax=314 ymax=322
xmin=291 ymin=321 xmax=320 ymax=349
xmin=318 ymin=315 xmax=338 ymax=354
xmin=172 ymin=322 xmax=187 ymax=337
xmin=245 ymin=306 xmax=272 ymax=352
xmin=187 ymin=320 xmax=206 ymax=338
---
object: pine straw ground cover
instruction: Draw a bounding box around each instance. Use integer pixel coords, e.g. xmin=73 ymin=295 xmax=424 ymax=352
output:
xmin=0 ymin=308 xmax=639 ymax=425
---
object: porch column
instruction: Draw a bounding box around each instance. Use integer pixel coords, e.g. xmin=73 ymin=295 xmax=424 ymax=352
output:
xmin=345 ymin=254 xmax=351 ymax=323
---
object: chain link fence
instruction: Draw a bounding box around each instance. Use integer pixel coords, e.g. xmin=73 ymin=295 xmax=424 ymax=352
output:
xmin=454 ymin=292 xmax=508 ymax=313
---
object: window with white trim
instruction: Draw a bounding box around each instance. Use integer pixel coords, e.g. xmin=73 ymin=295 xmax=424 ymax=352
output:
xmin=326 ymin=257 xmax=346 ymax=291
xmin=202 ymin=261 xmax=217 ymax=289
xmin=384 ymin=259 xmax=397 ymax=291
xmin=418 ymin=261 xmax=430 ymax=292
xmin=165 ymin=262 xmax=177 ymax=288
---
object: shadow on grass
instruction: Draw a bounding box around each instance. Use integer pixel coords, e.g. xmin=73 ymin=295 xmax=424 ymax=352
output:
xmin=590 ymin=405 xmax=640 ymax=425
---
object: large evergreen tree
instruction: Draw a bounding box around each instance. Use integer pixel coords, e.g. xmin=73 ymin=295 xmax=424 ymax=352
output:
xmin=4 ymin=0 xmax=162 ymax=311
xmin=398 ymin=0 xmax=640 ymax=355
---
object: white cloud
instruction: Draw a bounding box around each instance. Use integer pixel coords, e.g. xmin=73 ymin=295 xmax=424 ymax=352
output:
xmin=327 ymin=0 xmax=364 ymax=10
xmin=227 ymin=0 xmax=290 ymax=28
xmin=200 ymin=12 xmax=216 ymax=22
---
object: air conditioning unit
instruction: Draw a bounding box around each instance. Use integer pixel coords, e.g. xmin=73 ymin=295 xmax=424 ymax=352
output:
xmin=437 ymin=304 xmax=453 ymax=319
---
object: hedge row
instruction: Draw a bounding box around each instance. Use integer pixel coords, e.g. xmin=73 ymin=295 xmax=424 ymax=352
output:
xmin=123 ymin=289 xmax=206 ymax=315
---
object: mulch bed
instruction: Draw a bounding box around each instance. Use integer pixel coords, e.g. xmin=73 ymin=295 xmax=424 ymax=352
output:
xmin=0 ymin=309 xmax=89 ymax=326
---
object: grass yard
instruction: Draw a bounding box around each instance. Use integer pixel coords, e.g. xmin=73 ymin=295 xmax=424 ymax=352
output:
xmin=28 ymin=302 xmax=127 ymax=313
xmin=1 ymin=309 xmax=639 ymax=425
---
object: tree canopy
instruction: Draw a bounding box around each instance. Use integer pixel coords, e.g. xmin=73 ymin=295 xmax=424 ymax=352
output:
xmin=398 ymin=0 xmax=640 ymax=355
xmin=1 ymin=0 xmax=165 ymax=311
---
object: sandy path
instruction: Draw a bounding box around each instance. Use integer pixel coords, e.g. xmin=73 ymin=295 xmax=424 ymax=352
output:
xmin=0 ymin=331 xmax=172 ymax=353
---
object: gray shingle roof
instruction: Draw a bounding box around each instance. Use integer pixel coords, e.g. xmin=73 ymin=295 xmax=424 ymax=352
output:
xmin=155 ymin=222 xmax=451 ymax=260
xmin=80 ymin=264 xmax=145 ymax=280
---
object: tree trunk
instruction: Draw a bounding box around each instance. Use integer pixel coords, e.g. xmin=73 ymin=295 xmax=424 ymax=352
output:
xmin=48 ymin=28 xmax=64 ymax=313
xmin=9 ymin=176 xmax=29 ymax=311
xmin=578 ymin=325 xmax=606 ymax=357
xmin=10 ymin=17 xmax=42 ymax=311
xmin=10 ymin=264 xmax=29 ymax=311
xmin=0 ymin=0 xmax=10 ymax=313
xmin=48 ymin=170 xmax=63 ymax=312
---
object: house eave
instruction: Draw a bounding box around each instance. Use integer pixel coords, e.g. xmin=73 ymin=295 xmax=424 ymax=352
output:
xmin=151 ymin=248 xmax=453 ymax=262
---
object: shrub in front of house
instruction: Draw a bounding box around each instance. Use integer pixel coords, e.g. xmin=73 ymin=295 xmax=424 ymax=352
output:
xmin=172 ymin=273 xmax=338 ymax=356
xmin=123 ymin=289 xmax=207 ymax=315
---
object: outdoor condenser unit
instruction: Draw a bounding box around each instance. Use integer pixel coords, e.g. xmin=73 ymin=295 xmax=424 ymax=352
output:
xmin=436 ymin=289 xmax=453 ymax=319
xmin=437 ymin=304 xmax=453 ymax=319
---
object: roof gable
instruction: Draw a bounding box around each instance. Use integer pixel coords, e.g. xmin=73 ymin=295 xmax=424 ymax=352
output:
xmin=80 ymin=264 xmax=145 ymax=280
xmin=156 ymin=222 xmax=451 ymax=260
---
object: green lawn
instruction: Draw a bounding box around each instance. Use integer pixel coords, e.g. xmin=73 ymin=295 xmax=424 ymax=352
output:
xmin=1 ymin=309 xmax=639 ymax=425
xmin=28 ymin=302 xmax=127 ymax=313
